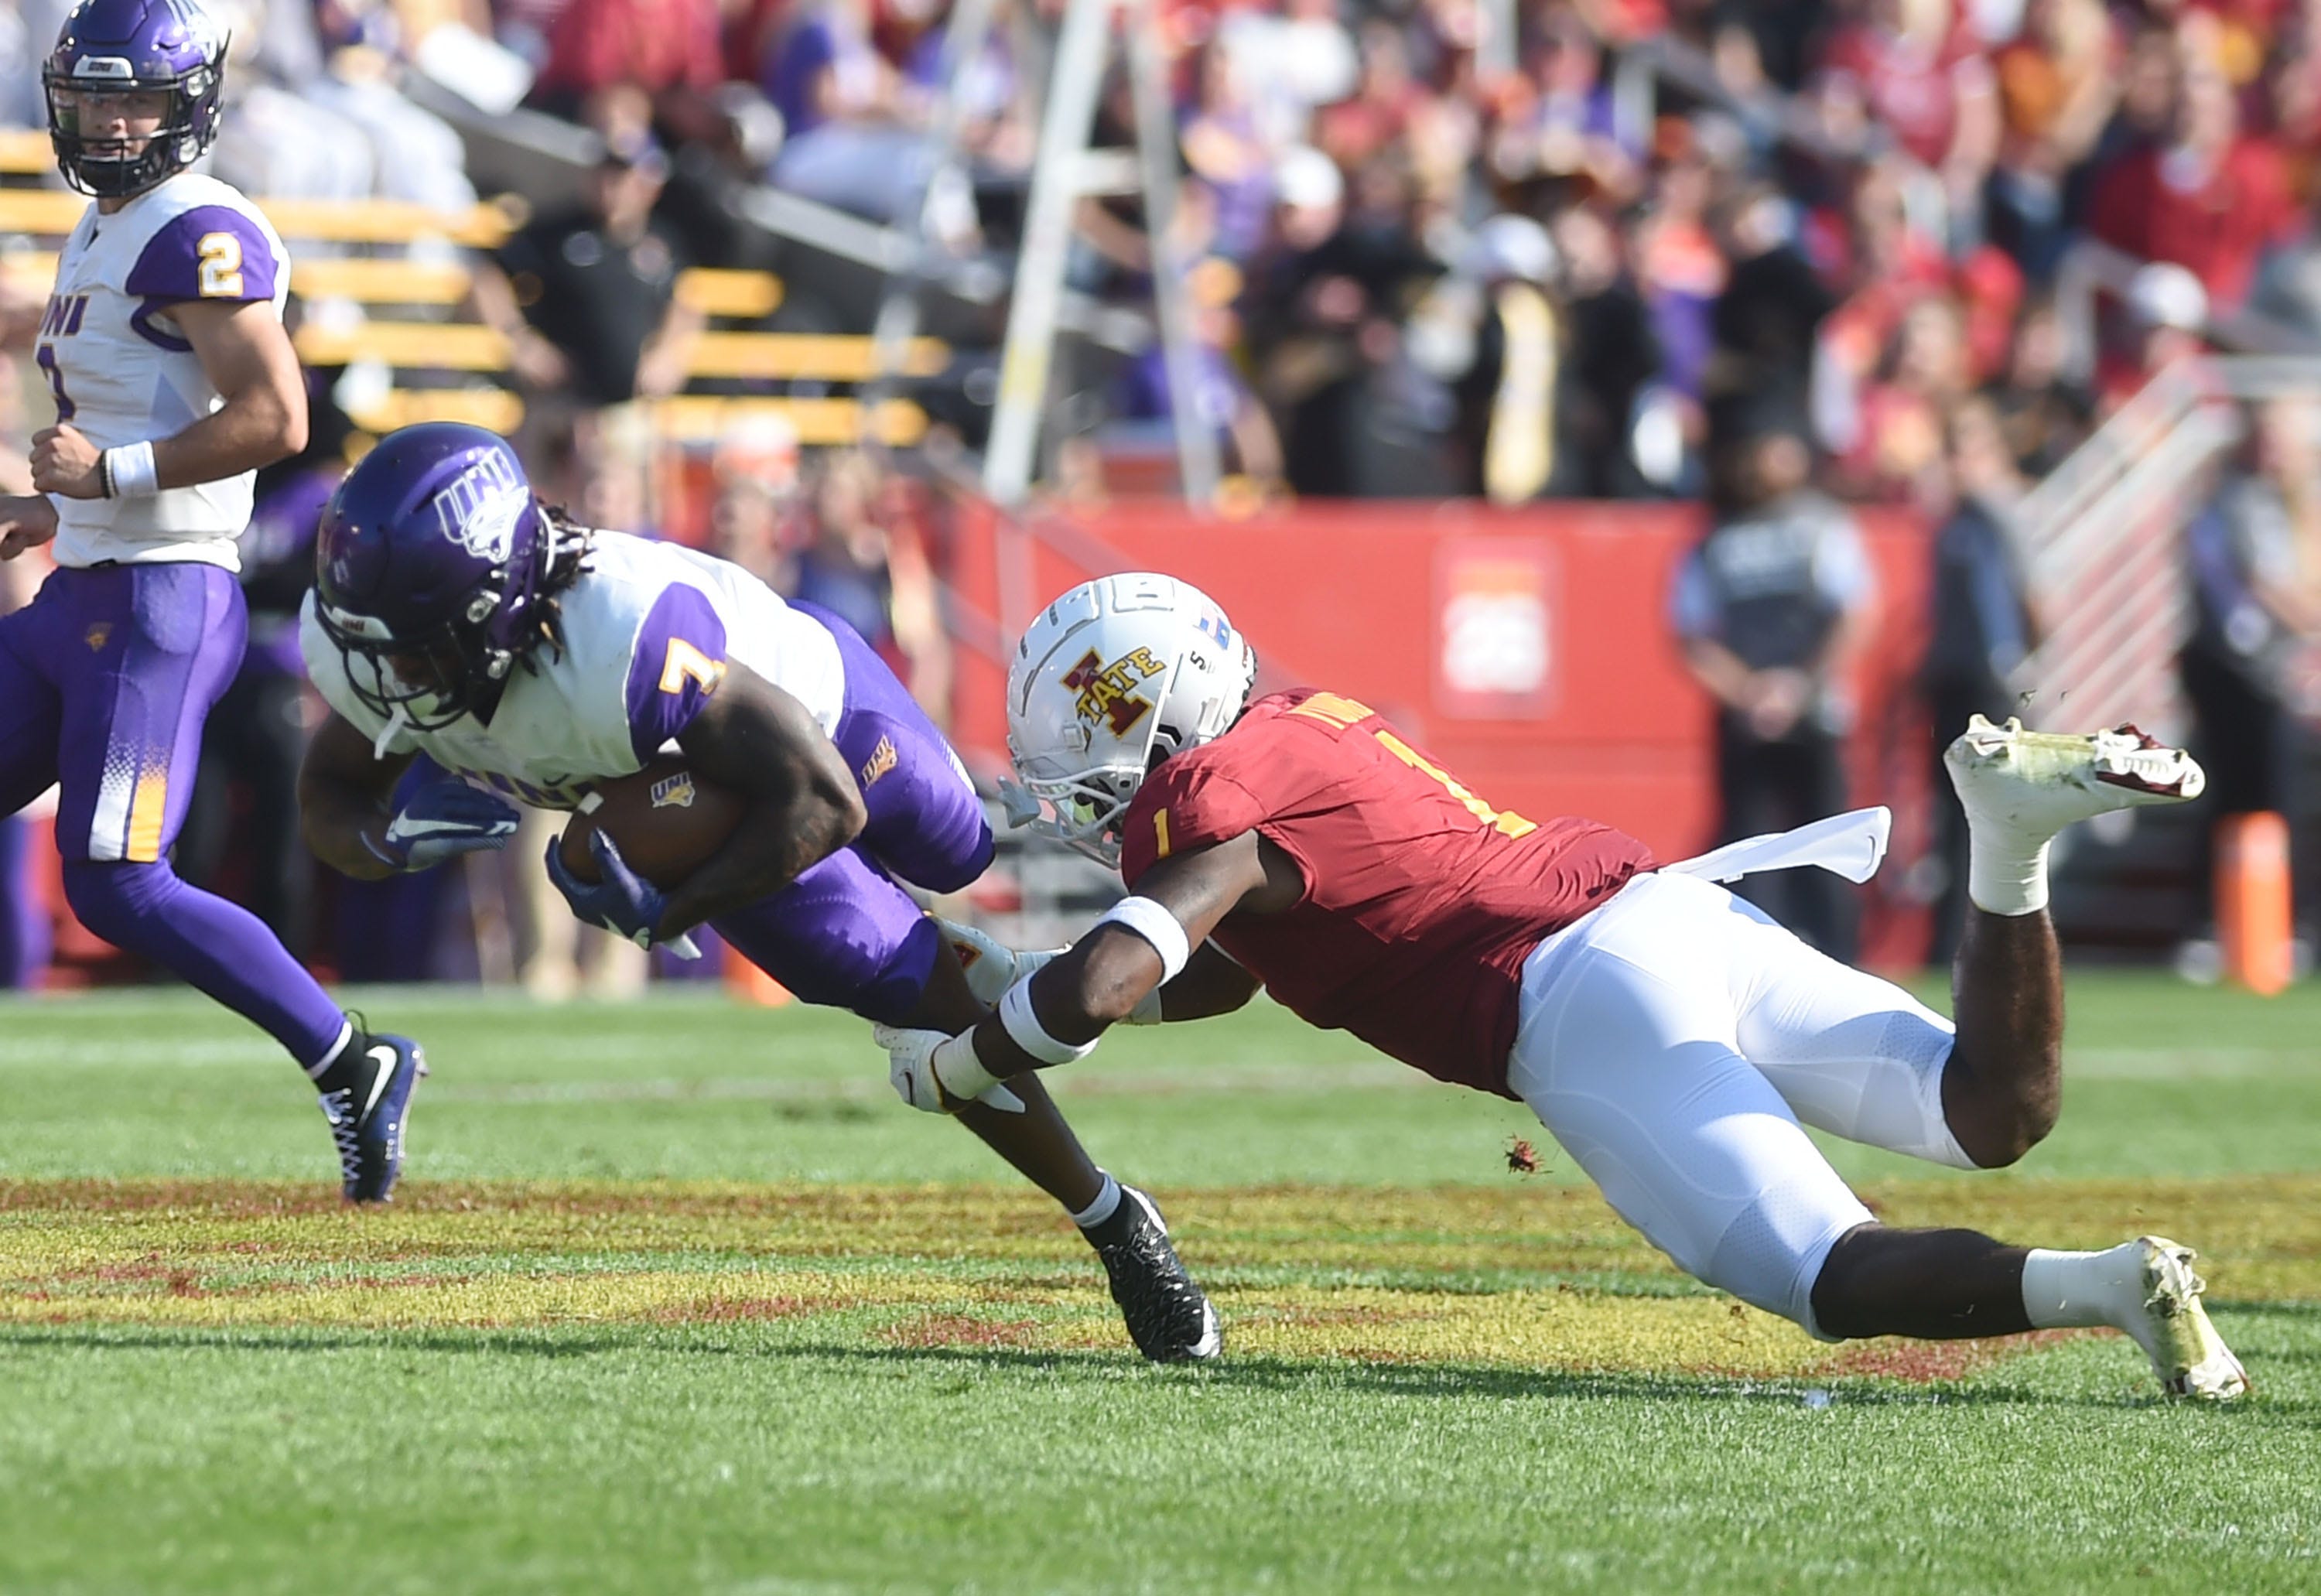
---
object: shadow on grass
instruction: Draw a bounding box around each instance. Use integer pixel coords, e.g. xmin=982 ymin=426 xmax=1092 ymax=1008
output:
xmin=1 ymin=1324 xmax=2302 ymax=1417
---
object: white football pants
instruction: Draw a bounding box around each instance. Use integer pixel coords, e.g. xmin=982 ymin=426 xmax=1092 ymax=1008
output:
xmin=1506 ymin=871 xmax=1976 ymax=1338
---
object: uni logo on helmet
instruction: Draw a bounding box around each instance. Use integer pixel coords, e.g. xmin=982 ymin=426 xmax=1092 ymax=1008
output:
xmin=433 ymin=453 xmax=526 ymax=562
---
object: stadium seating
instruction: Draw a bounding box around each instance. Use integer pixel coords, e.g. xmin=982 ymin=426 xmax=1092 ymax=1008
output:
xmin=0 ymin=128 xmax=940 ymax=449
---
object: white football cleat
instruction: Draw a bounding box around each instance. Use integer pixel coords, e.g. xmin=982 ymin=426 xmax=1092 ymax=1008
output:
xmin=1945 ymin=716 xmax=2204 ymax=841
xmin=2118 ymin=1237 xmax=2248 ymax=1402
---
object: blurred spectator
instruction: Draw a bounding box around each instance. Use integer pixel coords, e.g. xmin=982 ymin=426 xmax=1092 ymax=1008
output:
xmin=1180 ymin=39 xmax=1279 ymax=263
xmin=528 ymin=0 xmax=722 ymax=125
xmin=2177 ymin=395 xmax=2321 ymax=965
xmin=1488 ymin=5 xmax=1640 ymax=202
xmin=473 ymin=126 xmax=704 ymax=407
xmin=763 ymin=0 xmax=974 ymax=235
xmin=1922 ymin=395 xmax=2041 ymax=962
xmin=1220 ymin=0 xmax=1360 ymax=151
xmin=1985 ymin=296 xmax=2092 ymax=473
xmin=783 ymin=450 xmax=954 ymax=721
xmin=1544 ymin=200 xmax=1663 ymax=497
xmin=2087 ymin=53 xmax=2299 ymax=309
xmin=1709 ymin=183 xmax=1834 ymax=406
xmin=1812 ymin=0 xmax=2000 ymax=217
xmin=1833 ymin=296 xmax=1973 ymax=506
xmin=1987 ymin=0 xmax=2119 ymax=277
xmin=1113 ymin=255 xmax=1287 ymax=497
xmin=1453 ymin=212 xmax=1560 ymax=503
xmin=1670 ymin=395 xmax=1879 ymax=960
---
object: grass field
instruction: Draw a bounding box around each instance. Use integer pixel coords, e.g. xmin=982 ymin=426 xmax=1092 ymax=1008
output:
xmin=4 ymin=972 xmax=2321 ymax=1594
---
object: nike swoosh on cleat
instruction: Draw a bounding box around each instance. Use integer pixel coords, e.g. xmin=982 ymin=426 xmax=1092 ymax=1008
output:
xmin=361 ymin=1044 xmax=399 ymax=1119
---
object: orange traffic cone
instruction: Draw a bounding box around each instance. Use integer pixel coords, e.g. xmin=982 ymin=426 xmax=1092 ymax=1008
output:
xmin=2217 ymin=812 xmax=2293 ymax=996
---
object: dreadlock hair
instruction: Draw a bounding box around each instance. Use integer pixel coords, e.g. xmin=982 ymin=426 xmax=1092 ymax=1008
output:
xmin=519 ymin=503 xmax=598 ymax=675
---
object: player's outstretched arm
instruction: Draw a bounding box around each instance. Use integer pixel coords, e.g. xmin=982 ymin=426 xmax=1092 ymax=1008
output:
xmin=32 ymin=300 xmax=306 ymax=500
xmin=656 ymin=661 xmax=869 ymax=936
xmin=299 ymin=713 xmax=422 ymax=880
xmin=885 ymin=832 xmax=1300 ymax=1112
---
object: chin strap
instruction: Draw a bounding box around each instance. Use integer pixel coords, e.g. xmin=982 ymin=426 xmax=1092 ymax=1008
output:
xmin=371 ymin=702 xmax=411 ymax=761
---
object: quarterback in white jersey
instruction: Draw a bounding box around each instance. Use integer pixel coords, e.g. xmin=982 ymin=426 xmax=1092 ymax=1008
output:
xmin=0 ymin=0 xmax=427 ymax=1205
xmin=294 ymin=424 xmax=1221 ymax=1361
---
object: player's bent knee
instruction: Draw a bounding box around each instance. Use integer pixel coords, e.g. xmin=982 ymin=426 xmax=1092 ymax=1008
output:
xmin=1804 ymin=1222 xmax=1891 ymax=1341
xmin=60 ymin=859 xmax=172 ymax=939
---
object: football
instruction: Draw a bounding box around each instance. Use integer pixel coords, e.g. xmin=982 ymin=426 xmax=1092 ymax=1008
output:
xmin=557 ymin=757 xmax=746 ymax=888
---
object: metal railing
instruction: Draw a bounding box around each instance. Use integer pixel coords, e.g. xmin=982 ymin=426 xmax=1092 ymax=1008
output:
xmin=2014 ymin=354 xmax=2321 ymax=738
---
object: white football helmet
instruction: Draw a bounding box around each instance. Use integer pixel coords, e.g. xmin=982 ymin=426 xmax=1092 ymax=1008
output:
xmin=1003 ymin=572 xmax=1258 ymax=863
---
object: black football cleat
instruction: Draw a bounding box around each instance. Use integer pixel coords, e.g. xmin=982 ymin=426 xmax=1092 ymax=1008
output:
xmin=320 ymin=1034 xmax=428 ymax=1202
xmin=1086 ymin=1185 xmax=1222 ymax=1362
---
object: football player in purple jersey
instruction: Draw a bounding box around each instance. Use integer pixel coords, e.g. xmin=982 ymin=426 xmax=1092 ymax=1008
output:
xmin=0 ymin=0 xmax=424 ymax=1200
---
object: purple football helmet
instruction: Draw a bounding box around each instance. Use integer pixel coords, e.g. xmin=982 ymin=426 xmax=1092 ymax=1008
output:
xmin=44 ymin=0 xmax=228 ymax=199
xmin=315 ymin=423 xmax=562 ymax=731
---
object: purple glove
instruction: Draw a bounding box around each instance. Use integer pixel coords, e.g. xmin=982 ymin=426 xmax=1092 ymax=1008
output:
xmin=363 ymin=779 xmax=521 ymax=872
xmin=542 ymin=830 xmax=701 ymax=959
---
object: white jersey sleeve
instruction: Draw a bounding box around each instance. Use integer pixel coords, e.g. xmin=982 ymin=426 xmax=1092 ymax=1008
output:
xmin=37 ymin=173 xmax=292 ymax=571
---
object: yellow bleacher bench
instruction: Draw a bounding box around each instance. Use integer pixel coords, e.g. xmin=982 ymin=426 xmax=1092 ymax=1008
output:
xmin=685 ymin=333 xmax=948 ymax=381
xmin=294 ymin=320 xmax=511 ymax=371
xmin=347 ymin=390 xmax=928 ymax=449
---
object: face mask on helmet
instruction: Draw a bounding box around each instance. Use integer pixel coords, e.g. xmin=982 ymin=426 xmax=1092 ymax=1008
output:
xmin=316 ymin=582 xmax=524 ymax=736
xmin=44 ymin=0 xmax=228 ymax=200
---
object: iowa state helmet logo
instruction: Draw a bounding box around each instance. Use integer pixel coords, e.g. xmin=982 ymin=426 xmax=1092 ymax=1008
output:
xmin=1062 ymin=647 xmax=1167 ymax=736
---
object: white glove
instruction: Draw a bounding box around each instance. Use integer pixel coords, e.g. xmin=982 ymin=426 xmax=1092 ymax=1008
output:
xmin=873 ymin=1024 xmax=1024 ymax=1115
xmin=937 ymin=917 xmax=1062 ymax=1007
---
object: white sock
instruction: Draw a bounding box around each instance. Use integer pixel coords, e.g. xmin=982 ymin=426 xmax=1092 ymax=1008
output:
xmin=1071 ymin=1173 xmax=1123 ymax=1230
xmin=2021 ymin=1242 xmax=2145 ymax=1331
xmin=1967 ymin=826 xmax=2052 ymax=918
xmin=303 ymin=1019 xmax=357 ymax=1082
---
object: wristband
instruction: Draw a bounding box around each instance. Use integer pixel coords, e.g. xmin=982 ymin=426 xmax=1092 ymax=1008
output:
xmin=930 ymin=1031 xmax=1003 ymax=1103
xmin=100 ymin=440 xmax=158 ymax=499
xmin=998 ymin=979 xmax=1099 ymax=1066
xmin=1091 ymin=895 xmax=1190 ymax=983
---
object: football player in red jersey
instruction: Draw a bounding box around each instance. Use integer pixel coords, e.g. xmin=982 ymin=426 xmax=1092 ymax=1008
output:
xmin=878 ymin=573 xmax=2248 ymax=1399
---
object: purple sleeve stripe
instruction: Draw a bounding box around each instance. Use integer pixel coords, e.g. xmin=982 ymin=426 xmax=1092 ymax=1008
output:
xmin=128 ymin=298 xmax=194 ymax=352
xmin=624 ymin=583 xmax=730 ymax=764
xmin=126 ymin=205 xmax=282 ymax=306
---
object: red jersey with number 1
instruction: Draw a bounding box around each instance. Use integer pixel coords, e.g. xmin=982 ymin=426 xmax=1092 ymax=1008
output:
xmin=1117 ymin=689 xmax=1654 ymax=1099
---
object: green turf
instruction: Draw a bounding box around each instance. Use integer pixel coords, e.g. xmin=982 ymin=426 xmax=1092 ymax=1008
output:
xmin=3 ymin=972 xmax=2320 ymax=1594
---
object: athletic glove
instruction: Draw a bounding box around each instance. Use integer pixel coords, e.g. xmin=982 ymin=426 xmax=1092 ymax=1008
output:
xmin=935 ymin=916 xmax=1164 ymax=1022
xmin=543 ymin=831 xmax=702 ymax=959
xmin=873 ymin=1023 xmax=1023 ymax=1114
xmin=364 ymin=780 xmax=521 ymax=872
xmin=936 ymin=917 xmax=1061 ymax=1006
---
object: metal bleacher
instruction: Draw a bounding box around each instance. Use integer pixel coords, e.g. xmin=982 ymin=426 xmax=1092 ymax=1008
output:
xmin=0 ymin=127 xmax=946 ymax=448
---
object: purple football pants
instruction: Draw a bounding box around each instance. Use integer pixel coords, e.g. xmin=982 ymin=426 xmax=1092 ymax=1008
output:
xmin=0 ymin=562 xmax=346 ymax=1065
xmin=710 ymin=602 xmax=993 ymax=1024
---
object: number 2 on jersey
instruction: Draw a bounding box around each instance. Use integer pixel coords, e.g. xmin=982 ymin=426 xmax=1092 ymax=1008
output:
xmin=1373 ymin=729 xmax=1537 ymax=839
xmin=197 ymin=232 xmax=244 ymax=298
xmin=34 ymin=343 xmax=73 ymax=421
